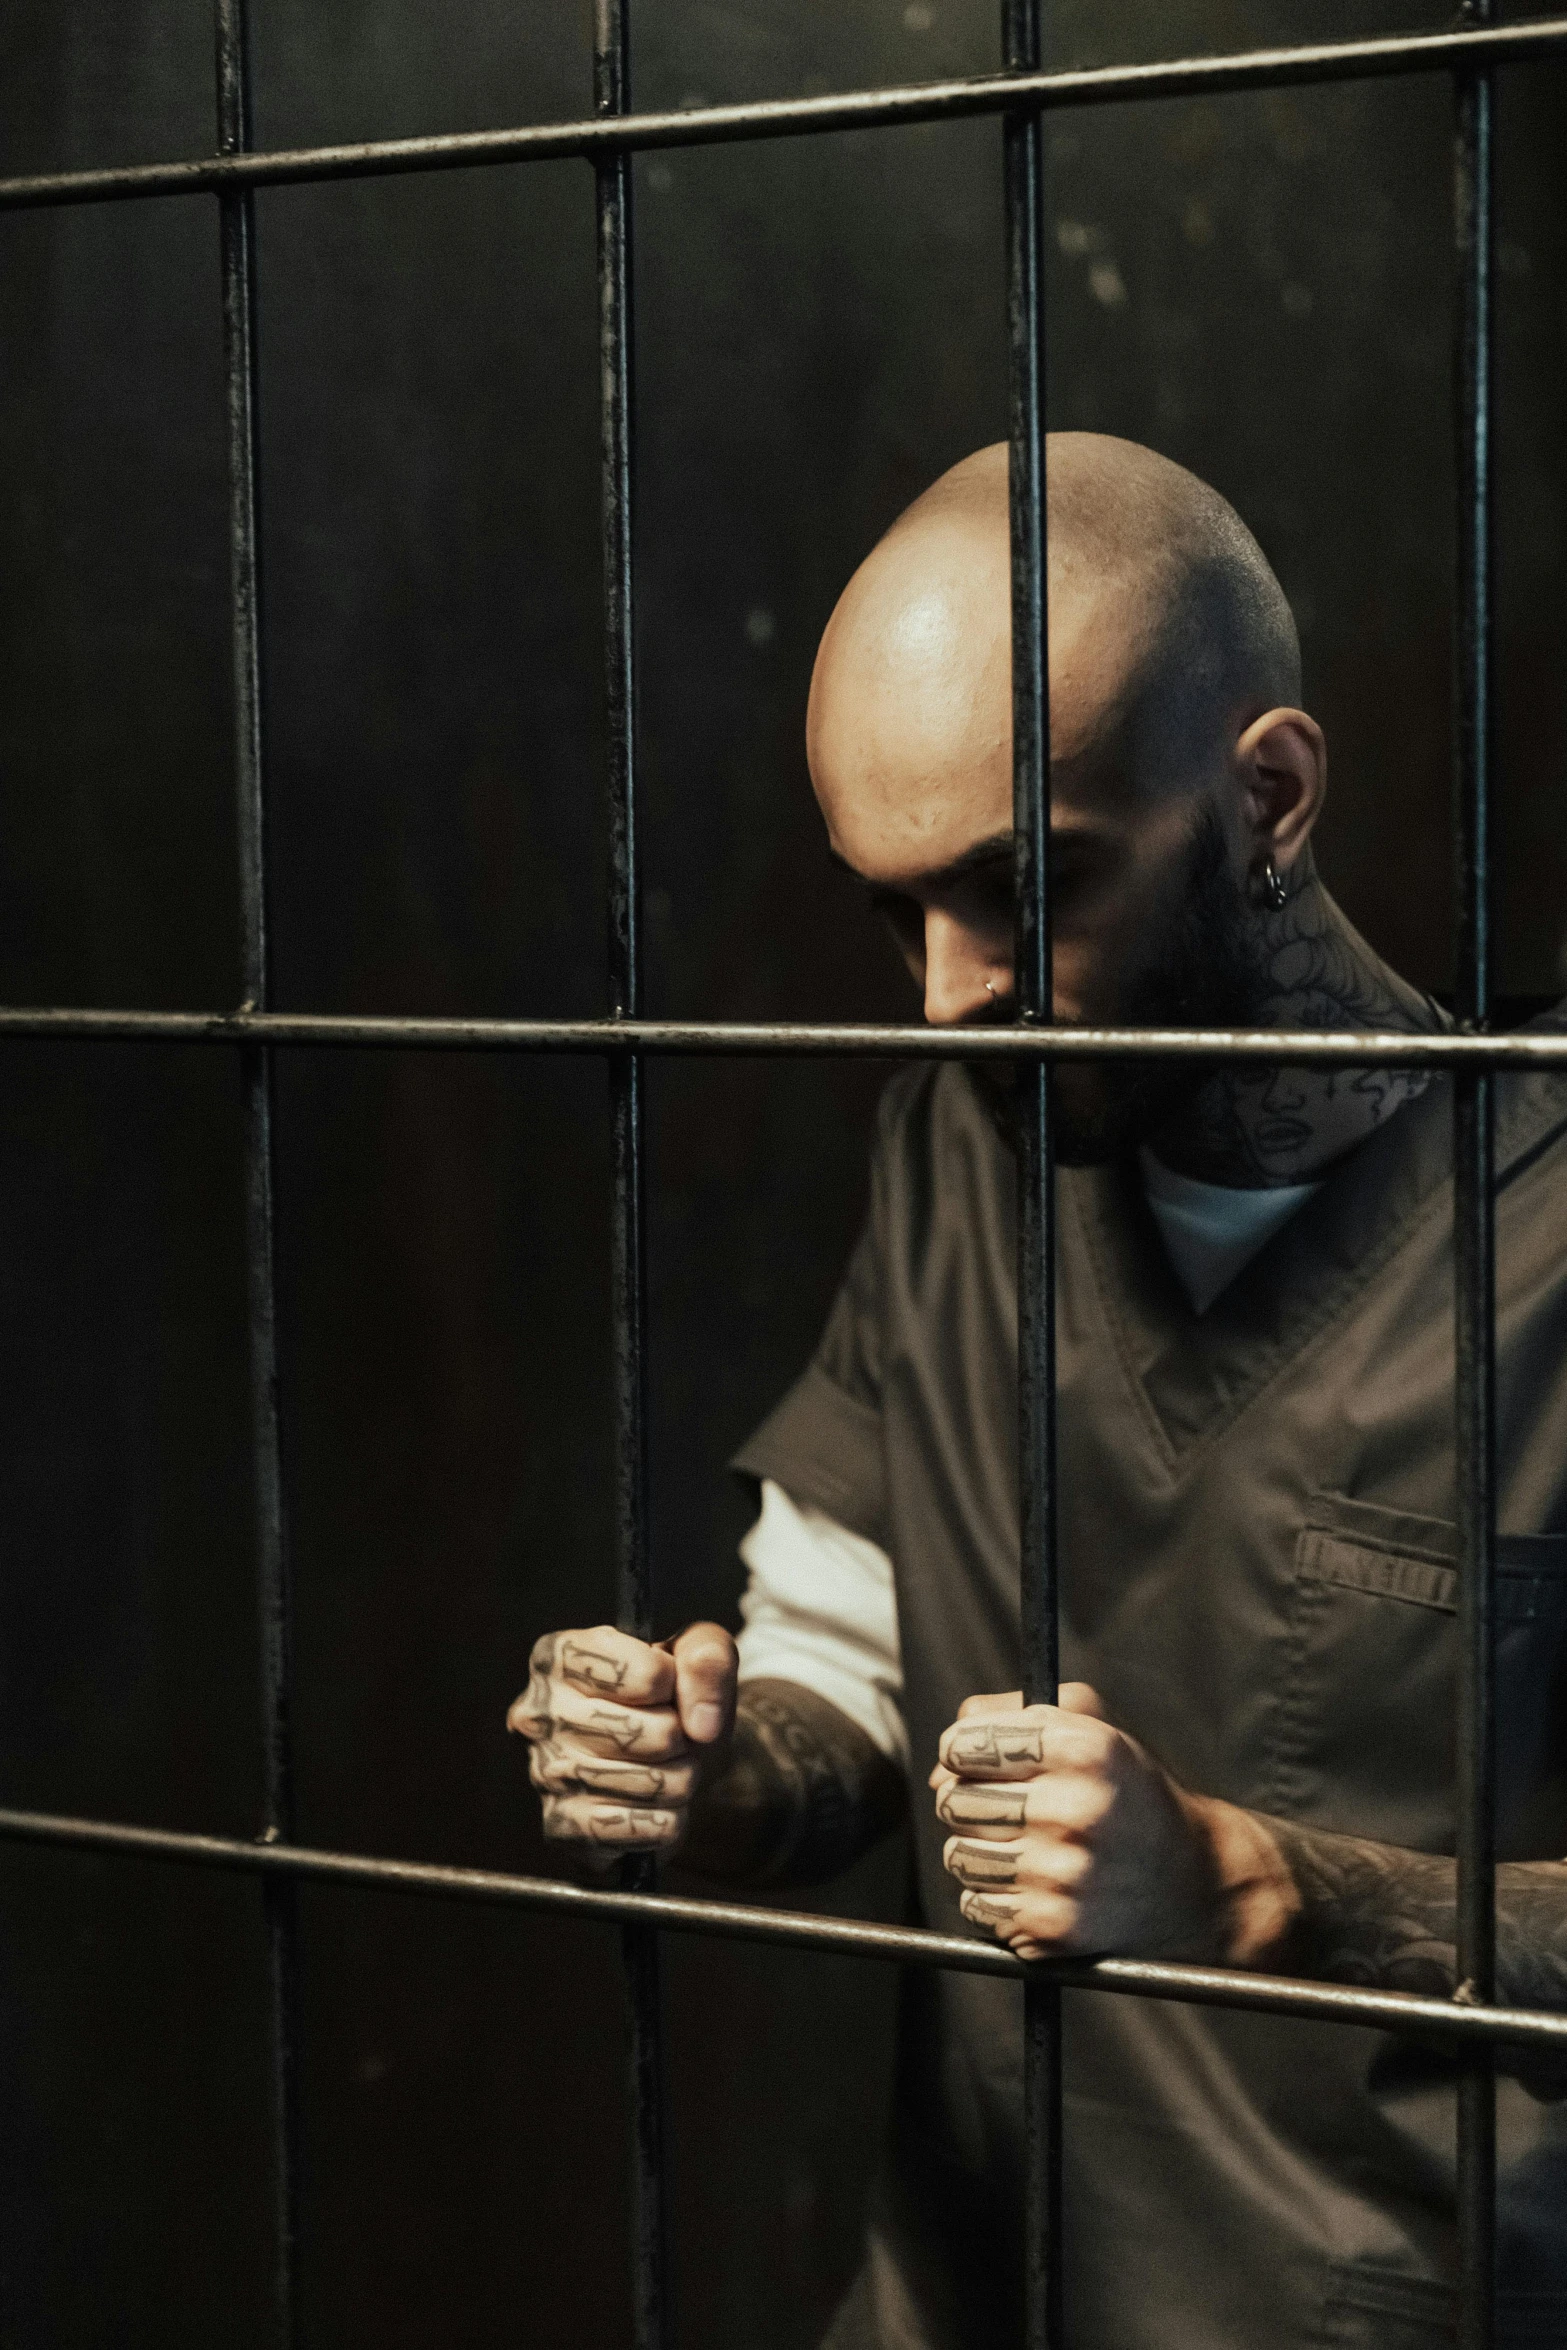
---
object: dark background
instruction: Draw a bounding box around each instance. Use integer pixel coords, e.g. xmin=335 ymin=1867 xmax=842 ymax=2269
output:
xmin=0 ymin=3 xmax=1563 ymax=2344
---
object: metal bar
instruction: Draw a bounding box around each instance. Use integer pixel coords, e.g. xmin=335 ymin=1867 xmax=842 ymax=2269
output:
xmin=1003 ymin=0 xmax=1061 ymax=2341
xmin=216 ymin=6 xmax=300 ymax=2342
xmin=1453 ymin=9 xmax=1497 ymax=2343
xmin=3 ymin=1804 xmax=1565 ymax=2053
xmin=595 ymin=8 xmax=670 ymax=2344
xmin=2 ymin=18 xmax=1565 ymax=212
xmin=0 ymin=1009 xmax=1564 ymax=1065
xmin=215 ymin=8 xmax=300 ymax=2345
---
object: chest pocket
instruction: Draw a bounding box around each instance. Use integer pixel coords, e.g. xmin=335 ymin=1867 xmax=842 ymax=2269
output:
xmin=1263 ymin=1493 xmax=1567 ymax=1856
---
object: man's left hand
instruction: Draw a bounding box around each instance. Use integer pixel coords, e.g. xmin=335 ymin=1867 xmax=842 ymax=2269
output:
xmin=930 ymin=1684 xmax=1226 ymax=1961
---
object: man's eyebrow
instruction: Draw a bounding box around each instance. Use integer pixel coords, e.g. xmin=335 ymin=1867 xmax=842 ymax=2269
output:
xmin=829 ymin=825 xmax=1106 ymax=891
xmin=829 ymin=831 xmax=1016 ymax=891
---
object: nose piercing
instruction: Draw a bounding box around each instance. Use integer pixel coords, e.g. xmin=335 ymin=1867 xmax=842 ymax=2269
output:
xmin=984 ymin=980 xmax=998 ymax=999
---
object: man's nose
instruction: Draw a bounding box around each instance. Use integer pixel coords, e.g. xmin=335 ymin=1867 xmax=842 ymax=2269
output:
xmin=923 ymin=910 xmax=1008 ymax=1027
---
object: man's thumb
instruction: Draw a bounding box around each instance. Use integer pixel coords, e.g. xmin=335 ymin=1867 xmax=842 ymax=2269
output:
xmin=1058 ymin=1681 xmax=1106 ymax=1719
xmin=670 ymin=1621 xmax=738 ymax=1745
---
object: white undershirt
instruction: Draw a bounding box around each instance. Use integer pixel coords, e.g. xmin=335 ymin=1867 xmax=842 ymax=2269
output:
xmin=1137 ymin=1148 xmax=1321 ymax=1315
xmin=735 ymin=1157 xmax=1321 ymax=1759
xmin=736 ymin=1481 xmax=909 ymax=1762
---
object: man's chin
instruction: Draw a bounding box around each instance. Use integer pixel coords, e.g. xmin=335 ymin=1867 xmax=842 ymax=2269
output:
xmin=966 ymin=1058 xmax=1188 ymax=1166
xmin=1049 ymin=1068 xmax=1150 ymax=1165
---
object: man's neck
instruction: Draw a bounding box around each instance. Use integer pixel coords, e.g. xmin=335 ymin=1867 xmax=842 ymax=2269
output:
xmin=1147 ymin=859 xmax=1442 ymax=1189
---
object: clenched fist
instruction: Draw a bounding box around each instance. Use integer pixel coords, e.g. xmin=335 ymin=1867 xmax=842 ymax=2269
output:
xmin=930 ymin=1684 xmax=1230 ymax=1962
xmin=508 ymin=1621 xmax=738 ymax=1861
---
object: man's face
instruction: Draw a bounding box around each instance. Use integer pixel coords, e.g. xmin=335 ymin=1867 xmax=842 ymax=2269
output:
xmin=814 ymin=666 xmax=1256 ymax=1164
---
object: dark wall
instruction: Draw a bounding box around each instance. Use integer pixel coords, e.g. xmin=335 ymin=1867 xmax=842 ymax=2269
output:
xmin=0 ymin=5 xmax=1562 ymax=2346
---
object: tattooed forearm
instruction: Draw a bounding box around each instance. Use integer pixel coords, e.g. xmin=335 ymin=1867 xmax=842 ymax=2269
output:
xmin=676 ymin=1680 xmax=906 ymax=1886
xmin=1258 ymin=1814 xmax=1567 ymax=2088
xmin=1265 ymin=1817 xmax=1567 ymax=2004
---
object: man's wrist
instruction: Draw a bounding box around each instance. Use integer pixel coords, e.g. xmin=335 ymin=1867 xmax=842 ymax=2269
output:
xmin=679 ymin=1679 xmax=905 ymax=1886
xmin=1180 ymin=1791 xmax=1303 ymax=1969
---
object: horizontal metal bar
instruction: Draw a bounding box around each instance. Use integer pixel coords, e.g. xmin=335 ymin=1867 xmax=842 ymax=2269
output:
xmin=1 ymin=18 xmax=1563 ymax=214
xmin=0 ymin=1005 xmax=1563 ymax=1067
xmin=2 ymin=1802 xmax=1564 ymax=2053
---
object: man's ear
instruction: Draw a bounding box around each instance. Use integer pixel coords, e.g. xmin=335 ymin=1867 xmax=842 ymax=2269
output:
xmin=1234 ymin=707 xmax=1325 ymax=880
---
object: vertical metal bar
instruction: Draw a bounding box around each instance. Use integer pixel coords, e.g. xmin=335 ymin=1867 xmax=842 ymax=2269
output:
xmin=1453 ymin=8 xmax=1497 ymax=2348
xmin=1004 ymin=3 xmax=1061 ymax=2345
xmin=216 ymin=4 xmax=300 ymax=2344
xmin=596 ymin=7 xmax=671 ymax=2346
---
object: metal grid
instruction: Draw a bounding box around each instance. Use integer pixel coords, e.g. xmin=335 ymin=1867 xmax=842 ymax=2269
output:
xmin=3 ymin=6 xmax=1567 ymax=2347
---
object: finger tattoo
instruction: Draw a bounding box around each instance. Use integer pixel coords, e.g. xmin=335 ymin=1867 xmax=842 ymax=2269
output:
xmin=585 ymin=1807 xmax=675 ymax=1845
xmin=542 ymin=1795 xmax=676 ymax=1844
xmin=948 ymin=1723 xmax=1045 ymax=1772
xmin=560 ymin=1637 xmax=631 ymax=1693
xmin=961 ymin=1892 xmax=1022 ymax=1930
xmin=573 ymin=1757 xmax=668 ymax=1800
xmin=947 ymin=1838 xmax=1020 ymax=1887
xmin=581 ymin=1705 xmax=653 ymax=1753
xmin=940 ymin=1784 xmax=1028 ymax=1829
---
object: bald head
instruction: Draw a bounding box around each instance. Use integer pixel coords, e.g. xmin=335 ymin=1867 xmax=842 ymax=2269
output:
xmin=808 ymin=433 xmax=1300 ymax=867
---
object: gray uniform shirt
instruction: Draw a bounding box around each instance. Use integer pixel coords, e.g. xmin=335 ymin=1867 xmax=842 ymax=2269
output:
xmin=735 ymin=1040 xmax=1567 ymax=2350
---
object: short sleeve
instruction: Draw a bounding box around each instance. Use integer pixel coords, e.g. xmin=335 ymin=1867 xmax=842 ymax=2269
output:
xmin=731 ymin=1193 xmax=888 ymax=1551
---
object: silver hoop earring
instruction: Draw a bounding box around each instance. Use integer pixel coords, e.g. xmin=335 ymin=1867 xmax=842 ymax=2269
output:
xmin=984 ymin=979 xmax=998 ymax=1000
xmin=1261 ymin=856 xmax=1288 ymax=912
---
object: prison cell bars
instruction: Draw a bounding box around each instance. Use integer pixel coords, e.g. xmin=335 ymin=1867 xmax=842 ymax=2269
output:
xmin=1001 ymin=0 xmax=1061 ymax=2343
xmin=214 ymin=2 xmax=301 ymax=2342
xmin=2 ymin=18 xmax=1566 ymax=206
xmin=2 ymin=14 xmax=1566 ymax=2350
xmin=1453 ymin=7 xmax=1497 ymax=2345
xmin=0 ymin=1013 xmax=1561 ymax=1064
xmin=594 ymin=3 xmax=672 ymax=2344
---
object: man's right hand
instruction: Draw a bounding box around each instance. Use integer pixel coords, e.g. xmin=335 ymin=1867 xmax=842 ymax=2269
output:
xmin=507 ymin=1621 xmax=738 ymax=1861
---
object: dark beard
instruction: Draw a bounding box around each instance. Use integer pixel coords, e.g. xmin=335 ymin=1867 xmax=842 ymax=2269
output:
xmin=970 ymin=805 xmax=1259 ymax=1166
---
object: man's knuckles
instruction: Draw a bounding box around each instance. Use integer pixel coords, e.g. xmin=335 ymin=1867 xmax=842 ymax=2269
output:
xmin=528 ymin=1742 xmax=696 ymax=1804
xmin=934 ymin=1779 xmax=1027 ymax=1832
xmin=958 ymin=1885 xmax=1080 ymax=1947
xmin=943 ymin=1833 xmax=1095 ymax=1894
xmin=558 ymin=1627 xmax=674 ymax=1705
xmin=940 ymin=1705 xmax=1123 ymax=1779
xmin=942 ymin=1835 xmax=1023 ymax=1888
xmin=548 ymin=1682 xmax=686 ymax=1758
xmin=541 ymin=1792 xmax=683 ymax=1847
xmin=514 ymin=1625 xmax=676 ymax=1718
xmin=935 ymin=1771 xmax=1114 ymax=1836
xmin=574 ymin=1753 xmax=697 ymax=1803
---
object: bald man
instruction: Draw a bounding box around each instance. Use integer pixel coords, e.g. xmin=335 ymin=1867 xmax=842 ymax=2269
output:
xmin=511 ymin=436 xmax=1567 ymax=2349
